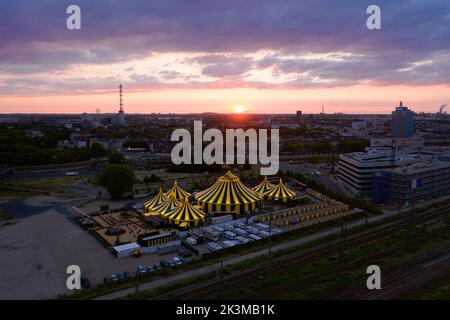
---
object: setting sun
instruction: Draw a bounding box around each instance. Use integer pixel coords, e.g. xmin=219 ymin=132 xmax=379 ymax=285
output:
xmin=234 ymin=105 xmax=245 ymax=114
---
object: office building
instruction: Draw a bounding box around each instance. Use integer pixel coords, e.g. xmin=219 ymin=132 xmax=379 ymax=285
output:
xmin=337 ymin=149 xmax=433 ymax=197
xmin=372 ymin=160 xmax=450 ymax=205
xmin=392 ymin=102 xmax=414 ymax=138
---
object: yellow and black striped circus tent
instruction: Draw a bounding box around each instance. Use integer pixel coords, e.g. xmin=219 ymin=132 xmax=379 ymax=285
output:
xmin=144 ymin=187 xmax=167 ymax=213
xmin=165 ymin=180 xmax=191 ymax=201
xmin=150 ymin=192 xmax=181 ymax=215
xmin=195 ymin=171 xmax=262 ymax=214
xmin=266 ymin=178 xmax=296 ymax=202
xmin=252 ymin=176 xmax=276 ymax=195
xmin=163 ymin=198 xmax=205 ymax=228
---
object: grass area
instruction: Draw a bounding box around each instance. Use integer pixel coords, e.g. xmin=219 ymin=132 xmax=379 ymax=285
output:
xmin=279 ymin=227 xmax=450 ymax=299
xmin=406 ymin=278 xmax=450 ymax=300
xmin=0 ymin=208 xmax=11 ymax=221
xmin=0 ymin=187 xmax=41 ymax=199
xmin=7 ymin=176 xmax=80 ymax=188
xmin=1 ymin=176 xmax=81 ymax=195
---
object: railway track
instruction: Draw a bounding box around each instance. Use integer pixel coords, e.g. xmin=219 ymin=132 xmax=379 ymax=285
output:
xmin=318 ymin=242 xmax=450 ymax=299
xmin=154 ymin=202 xmax=450 ymax=300
xmin=247 ymin=225 xmax=450 ymax=299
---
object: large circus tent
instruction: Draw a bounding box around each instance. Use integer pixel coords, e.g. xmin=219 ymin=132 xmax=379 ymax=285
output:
xmin=266 ymin=178 xmax=296 ymax=202
xmin=164 ymin=198 xmax=205 ymax=228
xmin=195 ymin=171 xmax=262 ymax=214
xmin=149 ymin=192 xmax=181 ymax=216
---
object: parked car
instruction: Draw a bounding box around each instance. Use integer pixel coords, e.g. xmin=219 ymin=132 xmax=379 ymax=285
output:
xmin=147 ymin=265 xmax=155 ymax=273
xmin=235 ymin=222 xmax=246 ymax=229
xmin=111 ymin=274 xmax=119 ymax=282
xmin=258 ymin=230 xmax=270 ymax=238
xmin=222 ymin=240 xmax=238 ymax=248
xmin=160 ymin=260 xmax=171 ymax=269
xmin=123 ymin=271 xmax=132 ymax=279
xmin=180 ymin=257 xmax=189 ymax=264
xmin=271 ymin=228 xmax=282 ymax=234
xmin=80 ymin=274 xmax=91 ymax=289
xmin=246 ymin=226 xmax=259 ymax=234
xmin=224 ymin=231 xmax=237 ymax=240
xmin=248 ymin=234 xmax=262 ymax=241
xmin=254 ymin=223 xmax=270 ymax=230
xmin=223 ymin=224 xmax=234 ymax=231
xmin=153 ymin=264 xmax=162 ymax=271
xmin=178 ymin=249 xmax=193 ymax=258
xmin=103 ymin=276 xmax=114 ymax=284
xmin=212 ymin=226 xmax=224 ymax=233
xmin=185 ymin=237 xmax=198 ymax=246
xmin=207 ymin=242 xmax=223 ymax=251
xmin=172 ymin=256 xmax=183 ymax=265
xmin=136 ymin=266 xmax=147 ymax=275
xmin=116 ymin=272 xmax=126 ymax=281
xmin=168 ymin=261 xmax=176 ymax=268
xmin=234 ymin=228 xmax=247 ymax=236
xmin=235 ymin=236 xmax=250 ymax=244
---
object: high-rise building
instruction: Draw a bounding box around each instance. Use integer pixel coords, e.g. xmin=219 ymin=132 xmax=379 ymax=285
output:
xmin=296 ymin=110 xmax=302 ymax=122
xmin=392 ymin=101 xmax=414 ymax=138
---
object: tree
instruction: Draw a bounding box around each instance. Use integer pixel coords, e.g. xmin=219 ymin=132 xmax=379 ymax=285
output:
xmin=91 ymin=142 xmax=106 ymax=157
xmin=337 ymin=140 xmax=369 ymax=153
xmin=99 ymin=164 xmax=135 ymax=199
xmin=109 ymin=152 xmax=125 ymax=164
xmin=42 ymin=135 xmax=58 ymax=149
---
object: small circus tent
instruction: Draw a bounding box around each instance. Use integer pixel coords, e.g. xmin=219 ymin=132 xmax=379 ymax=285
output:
xmin=266 ymin=178 xmax=296 ymax=202
xmin=144 ymin=187 xmax=167 ymax=213
xmin=195 ymin=171 xmax=262 ymax=214
xmin=252 ymin=176 xmax=276 ymax=195
xmin=163 ymin=198 xmax=205 ymax=228
xmin=165 ymin=180 xmax=191 ymax=201
xmin=149 ymin=192 xmax=181 ymax=216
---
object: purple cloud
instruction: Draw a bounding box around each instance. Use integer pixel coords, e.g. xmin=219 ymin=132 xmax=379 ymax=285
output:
xmin=0 ymin=0 xmax=449 ymax=94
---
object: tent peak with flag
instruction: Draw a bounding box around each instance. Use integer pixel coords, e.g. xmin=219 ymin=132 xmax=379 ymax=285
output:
xmin=266 ymin=178 xmax=296 ymax=202
xmin=252 ymin=176 xmax=276 ymax=195
xmin=165 ymin=180 xmax=191 ymax=201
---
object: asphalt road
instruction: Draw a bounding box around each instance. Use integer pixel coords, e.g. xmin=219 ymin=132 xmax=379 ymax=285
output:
xmin=279 ymin=161 xmax=351 ymax=196
xmin=5 ymin=167 xmax=97 ymax=181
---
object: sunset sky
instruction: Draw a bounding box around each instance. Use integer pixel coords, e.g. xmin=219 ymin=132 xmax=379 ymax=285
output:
xmin=0 ymin=0 xmax=449 ymax=114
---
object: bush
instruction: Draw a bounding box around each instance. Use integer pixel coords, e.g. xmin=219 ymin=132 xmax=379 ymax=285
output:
xmin=143 ymin=174 xmax=162 ymax=184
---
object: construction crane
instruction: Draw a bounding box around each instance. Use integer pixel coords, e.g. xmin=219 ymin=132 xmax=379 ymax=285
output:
xmin=439 ymin=103 xmax=447 ymax=113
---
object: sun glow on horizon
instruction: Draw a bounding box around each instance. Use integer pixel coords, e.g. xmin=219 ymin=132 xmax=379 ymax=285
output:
xmin=234 ymin=105 xmax=246 ymax=114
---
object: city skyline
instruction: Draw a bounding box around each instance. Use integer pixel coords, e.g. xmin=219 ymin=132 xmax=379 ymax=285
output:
xmin=1 ymin=1 xmax=449 ymax=114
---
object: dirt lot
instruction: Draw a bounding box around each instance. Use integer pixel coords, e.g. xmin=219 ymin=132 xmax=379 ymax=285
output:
xmin=0 ymin=200 xmax=178 ymax=300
